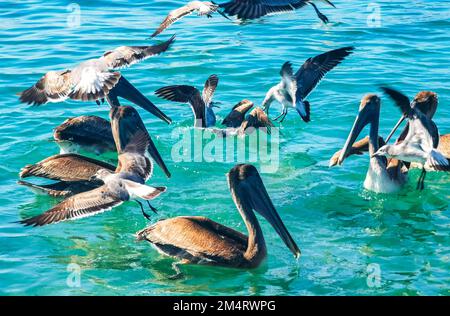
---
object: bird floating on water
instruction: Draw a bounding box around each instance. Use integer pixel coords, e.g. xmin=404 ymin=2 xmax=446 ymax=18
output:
xmin=155 ymin=74 xmax=219 ymax=128
xmin=217 ymin=99 xmax=274 ymax=136
xmin=334 ymin=94 xmax=408 ymax=193
xmin=53 ymin=116 xmax=115 ymax=154
xmin=218 ymin=0 xmax=335 ymax=23
xmin=18 ymin=36 xmax=176 ymax=124
xmin=373 ymin=87 xmax=449 ymax=190
xmin=19 ymin=106 xmax=170 ymax=226
xmin=137 ymin=164 xmax=300 ymax=270
xmin=151 ymin=1 xmax=230 ymax=38
xmin=262 ymin=46 xmax=354 ymax=123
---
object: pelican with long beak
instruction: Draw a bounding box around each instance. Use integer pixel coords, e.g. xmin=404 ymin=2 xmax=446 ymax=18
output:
xmin=137 ymin=164 xmax=300 ymax=269
xmin=19 ymin=106 xmax=169 ymax=226
xmin=373 ymin=87 xmax=449 ymax=190
xmin=335 ymin=95 xmax=407 ymax=193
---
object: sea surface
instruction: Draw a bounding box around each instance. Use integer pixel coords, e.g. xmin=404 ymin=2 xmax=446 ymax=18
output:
xmin=0 ymin=0 xmax=449 ymax=296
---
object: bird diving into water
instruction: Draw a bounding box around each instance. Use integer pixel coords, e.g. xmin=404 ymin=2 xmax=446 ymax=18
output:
xmin=262 ymin=46 xmax=354 ymax=123
xmin=151 ymin=1 xmax=230 ymax=38
xmin=373 ymin=87 xmax=449 ymax=190
xmin=333 ymin=94 xmax=408 ymax=194
xmin=218 ymin=0 xmax=336 ymax=24
xmin=137 ymin=164 xmax=300 ymax=270
xmin=217 ymin=99 xmax=274 ymax=136
xmin=155 ymin=74 xmax=219 ymax=128
xmin=18 ymin=36 xmax=176 ymax=124
xmin=19 ymin=106 xmax=170 ymax=226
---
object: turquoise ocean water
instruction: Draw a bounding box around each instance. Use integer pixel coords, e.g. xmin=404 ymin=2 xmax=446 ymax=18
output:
xmin=0 ymin=0 xmax=449 ymax=295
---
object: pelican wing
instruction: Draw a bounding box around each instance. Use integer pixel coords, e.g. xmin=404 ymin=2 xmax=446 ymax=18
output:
xmin=110 ymin=106 xmax=171 ymax=178
xmin=19 ymin=70 xmax=73 ymax=105
xmin=219 ymin=0 xmax=310 ymax=20
xmin=155 ymin=85 xmax=205 ymax=126
xmin=102 ymin=36 xmax=175 ymax=69
xmin=137 ymin=216 xmax=247 ymax=263
xmin=20 ymin=186 xmax=123 ymax=226
xmin=151 ymin=3 xmax=200 ymax=37
xmin=242 ymin=107 xmax=274 ymax=134
xmin=296 ymin=46 xmax=354 ymax=99
xmin=19 ymin=154 xmax=115 ymax=182
xmin=202 ymin=74 xmax=219 ymax=107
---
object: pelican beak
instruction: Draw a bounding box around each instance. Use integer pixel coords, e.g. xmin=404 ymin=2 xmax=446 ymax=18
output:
xmin=246 ymin=178 xmax=301 ymax=259
xmin=337 ymin=105 xmax=373 ymax=166
xmin=385 ymin=114 xmax=406 ymax=144
xmin=147 ymin=135 xmax=171 ymax=178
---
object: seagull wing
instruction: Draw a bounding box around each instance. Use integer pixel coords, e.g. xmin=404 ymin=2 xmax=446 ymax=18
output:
xmin=18 ymin=70 xmax=73 ymax=105
xmin=19 ymin=153 xmax=116 ymax=182
xmin=296 ymin=46 xmax=354 ymax=99
xmin=220 ymin=0 xmax=310 ymax=20
xmin=101 ymin=35 xmax=175 ymax=69
xmin=20 ymin=186 xmax=123 ymax=226
xmin=151 ymin=3 xmax=200 ymax=37
xmin=202 ymin=74 xmax=219 ymax=107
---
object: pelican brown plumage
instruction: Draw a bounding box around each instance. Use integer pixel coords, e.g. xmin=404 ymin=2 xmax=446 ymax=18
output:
xmin=137 ymin=164 xmax=300 ymax=269
xmin=334 ymin=94 xmax=408 ymax=193
xmin=18 ymin=36 xmax=176 ymax=124
xmin=19 ymin=106 xmax=170 ymax=226
xmin=151 ymin=1 xmax=229 ymax=38
xmin=155 ymin=75 xmax=219 ymax=128
xmin=216 ymin=100 xmax=274 ymax=136
xmin=262 ymin=46 xmax=354 ymax=123
xmin=218 ymin=0 xmax=335 ymax=24
xmin=53 ymin=116 xmax=115 ymax=154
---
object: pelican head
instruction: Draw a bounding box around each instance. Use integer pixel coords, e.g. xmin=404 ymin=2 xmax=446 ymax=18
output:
xmin=227 ymin=164 xmax=301 ymax=259
xmin=337 ymin=94 xmax=380 ymax=165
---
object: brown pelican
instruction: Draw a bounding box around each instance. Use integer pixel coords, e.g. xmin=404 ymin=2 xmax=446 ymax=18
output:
xmin=53 ymin=116 xmax=115 ymax=154
xmin=334 ymin=95 xmax=408 ymax=193
xmin=155 ymin=75 xmax=219 ymax=128
xmin=218 ymin=0 xmax=335 ymax=23
xmin=137 ymin=164 xmax=300 ymax=269
xmin=151 ymin=1 xmax=229 ymax=38
xmin=373 ymin=88 xmax=449 ymax=189
xmin=217 ymin=99 xmax=273 ymax=136
xmin=262 ymin=46 xmax=354 ymax=123
xmin=18 ymin=36 xmax=176 ymax=124
xmin=19 ymin=106 xmax=170 ymax=226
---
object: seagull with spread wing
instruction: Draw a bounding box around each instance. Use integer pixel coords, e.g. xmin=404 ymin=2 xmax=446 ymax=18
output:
xmin=18 ymin=36 xmax=176 ymax=124
xmin=151 ymin=1 xmax=229 ymax=38
xmin=218 ymin=0 xmax=335 ymax=23
xmin=262 ymin=46 xmax=354 ymax=123
xmin=155 ymin=74 xmax=220 ymax=128
xmin=19 ymin=106 xmax=170 ymax=227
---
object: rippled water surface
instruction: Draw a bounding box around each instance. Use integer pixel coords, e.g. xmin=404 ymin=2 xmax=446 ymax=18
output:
xmin=0 ymin=0 xmax=449 ymax=295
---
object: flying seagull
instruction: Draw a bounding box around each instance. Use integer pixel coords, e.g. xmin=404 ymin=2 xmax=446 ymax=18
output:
xmin=19 ymin=106 xmax=170 ymax=226
xmin=218 ymin=0 xmax=335 ymax=24
xmin=155 ymin=74 xmax=220 ymax=128
xmin=18 ymin=36 xmax=176 ymax=124
xmin=151 ymin=1 xmax=229 ymax=38
xmin=262 ymin=46 xmax=354 ymax=123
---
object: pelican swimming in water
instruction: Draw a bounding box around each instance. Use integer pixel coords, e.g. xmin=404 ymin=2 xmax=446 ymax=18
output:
xmin=53 ymin=116 xmax=115 ymax=154
xmin=19 ymin=106 xmax=170 ymax=226
xmin=373 ymin=87 xmax=449 ymax=190
xmin=217 ymin=99 xmax=274 ymax=136
xmin=155 ymin=75 xmax=219 ymax=128
xmin=334 ymin=94 xmax=408 ymax=193
xmin=218 ymin=0 xmax=335 ymax=24
xmin=137 ymin=164 xmax=300 ymax=269
xmin=18 ymin=36 xmax=175 ymax=124
xmin=262 ymin=46 xmax=354 ymax=123
xmin=151 ymin=1 xmax=229 ymax=38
